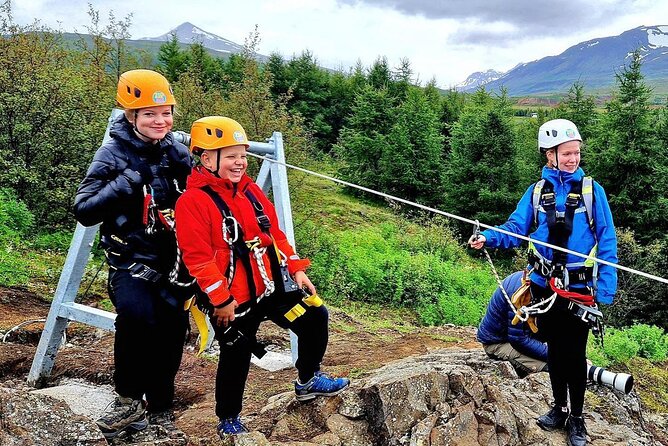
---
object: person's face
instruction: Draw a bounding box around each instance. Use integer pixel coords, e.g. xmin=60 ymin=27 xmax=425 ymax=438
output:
xmin=129 ymin=105 xmax=173 ymax=141
xmin=201 ymin=145 xmax=248 ymax=182
xmin=547 ymin=140 xmax=581 ymax=173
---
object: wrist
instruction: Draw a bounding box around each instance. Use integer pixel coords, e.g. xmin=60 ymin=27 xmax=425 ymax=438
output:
xmin=214 ymin=296 xmax=235 ymax=308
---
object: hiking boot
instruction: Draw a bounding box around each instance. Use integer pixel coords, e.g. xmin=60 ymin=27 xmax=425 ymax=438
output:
xmin=536 ymin=405 xmax=569 ymax=431
xmin=217 ymin=416 xmax=249 ymax=438
xmin=148 ymin=410 xmax=187 ymax=440
xmin=96 ymin=396 xmax=148 ymax=439
xmin=294 ymin=371 xmax=350 ymax=401
xmin=566 ymin=415 xmax=588 ymax=446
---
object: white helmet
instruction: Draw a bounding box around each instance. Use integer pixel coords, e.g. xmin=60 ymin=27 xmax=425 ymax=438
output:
xmin=538 ymin=119 xmax=582 ymax=153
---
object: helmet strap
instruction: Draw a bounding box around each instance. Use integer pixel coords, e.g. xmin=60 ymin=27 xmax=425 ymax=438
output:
xmin=203 ymin=149 xmax=222 ymax=178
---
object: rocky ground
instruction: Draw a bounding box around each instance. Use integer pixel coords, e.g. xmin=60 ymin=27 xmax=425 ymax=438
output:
xmin=0 ymin=286 xmax=666 ymax=445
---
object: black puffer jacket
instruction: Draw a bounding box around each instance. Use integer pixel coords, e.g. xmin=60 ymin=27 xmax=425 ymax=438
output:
xmin=74 ymin=115 xmax=192 ymax=273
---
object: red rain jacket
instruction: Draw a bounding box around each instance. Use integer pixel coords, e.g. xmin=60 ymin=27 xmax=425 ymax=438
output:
xmin=175 ymin=167 xmax=310 ymax=307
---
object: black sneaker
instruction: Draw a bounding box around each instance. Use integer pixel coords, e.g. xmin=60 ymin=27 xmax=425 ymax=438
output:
xmin=566 ymin=415 xmax=588 ymax=446
xmin=96 ymin=396 xmax=148 ymax=439
xmin=148 ymin=410 xmax=188 ymax=440
xmin=536 ymin=405 xmax=569 ymax=431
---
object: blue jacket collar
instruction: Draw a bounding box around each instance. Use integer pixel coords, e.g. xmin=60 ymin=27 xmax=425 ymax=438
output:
xmin=541 ymin=165 xmax=585 ymax=185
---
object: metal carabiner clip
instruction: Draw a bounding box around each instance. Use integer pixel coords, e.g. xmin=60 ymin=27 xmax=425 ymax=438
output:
xmin=222 ymin=216 xmax=239 ymax=244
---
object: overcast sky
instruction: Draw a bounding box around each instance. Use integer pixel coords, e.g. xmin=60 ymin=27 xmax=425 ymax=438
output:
xmin=11 ymin=0 xmax=668 ymax=87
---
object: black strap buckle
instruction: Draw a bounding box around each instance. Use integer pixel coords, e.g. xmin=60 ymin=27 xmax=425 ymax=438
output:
xmin=256 ymin=215 xmax=271 ymax=231
xmin=129 ymin=262 xmax=162 ymax=282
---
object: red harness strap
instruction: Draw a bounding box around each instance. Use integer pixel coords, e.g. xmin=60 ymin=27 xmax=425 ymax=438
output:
xmin=549 ymin=277 xmax=595 ymax=306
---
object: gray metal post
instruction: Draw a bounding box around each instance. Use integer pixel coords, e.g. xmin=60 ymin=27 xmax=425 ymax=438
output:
xmin=28 ymin=110 xmax=297 ymax=386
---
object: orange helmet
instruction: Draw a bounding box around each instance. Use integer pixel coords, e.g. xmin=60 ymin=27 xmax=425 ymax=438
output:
xmin=116 ymin=69 xmax=176 ymax=109
xmin=189 ymin=116 xmax=250 ymax=152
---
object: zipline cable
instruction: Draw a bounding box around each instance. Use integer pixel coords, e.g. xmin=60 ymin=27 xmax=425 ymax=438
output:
xmin=247 ymin=152 xmax=668 ymax=286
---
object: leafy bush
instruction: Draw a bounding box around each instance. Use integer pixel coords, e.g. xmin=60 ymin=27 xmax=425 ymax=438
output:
xmin=31 ymin=230 xmax=73 ymax=252
xmin=624 ymin=324 xmax=668 ymax=362
xmin=0 ymin=188 xmax=34 ymax=243
xmin=602 ymin=329 xmax=640 ymax=364
xmin=297 ymin=220 xmax=496 ymax=326
xmin=587 ymin=324 xmax=667 ymax=366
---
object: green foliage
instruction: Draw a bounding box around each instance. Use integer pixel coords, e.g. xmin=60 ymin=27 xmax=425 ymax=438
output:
xmin=444 ymin=88 xmax=525 ymax=229
xmin=378 ymin=88 xmax=446 ymax=207
xmin=555 ymin=81 xmax=598 ymax=142
xmin=157 ymin=33 xmax=189 ymax=83
xmin=624 ymin=324 xmax=668 ymax=361
xmin=0 ymin=188 xmax=33 ymax=285
xmin=297 ymin=220 xmax=496 ymax=326
xmin=0 ymin=188 xmax=34 ymax=241
xmin=602 ymin=328 xmax=640 ymax=363
xmin=587 ymin=52 xmax=668 ymax=241
xmin=0 ymin=10 xmax=114 ymax=229
xmin=31 ymin=230 xmax=73 ymax=252
xmin=606 ymin=229 xmax=668 ymax=330
xmin=587 ymin=324 xmax=668 ymax=366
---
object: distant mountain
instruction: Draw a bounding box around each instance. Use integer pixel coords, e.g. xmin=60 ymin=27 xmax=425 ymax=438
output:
xmin=458 ymin=25 xmax=668 ymax=96
xmin=139 ymin=22 xmax=247 ymax=56
xmin=454 ymin=69 xmax=505 ymax=91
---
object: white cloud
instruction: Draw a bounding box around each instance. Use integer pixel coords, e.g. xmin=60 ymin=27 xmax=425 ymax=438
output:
xmin=8 ymin=0 xmax=668 ymax=87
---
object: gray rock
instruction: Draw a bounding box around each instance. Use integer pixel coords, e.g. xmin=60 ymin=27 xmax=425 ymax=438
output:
xmin=0 ymin=386 xmax=106 ymax=446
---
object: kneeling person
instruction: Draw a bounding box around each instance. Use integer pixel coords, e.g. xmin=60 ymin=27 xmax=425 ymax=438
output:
xmin=174 ymin=116 xmax=350 ymax=439
xmin=477 ymin=271 xmax=548 ymax=376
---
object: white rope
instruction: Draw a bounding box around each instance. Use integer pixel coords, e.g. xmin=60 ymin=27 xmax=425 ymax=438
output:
xmin=248 ymin=152 xmax=668 ymax=286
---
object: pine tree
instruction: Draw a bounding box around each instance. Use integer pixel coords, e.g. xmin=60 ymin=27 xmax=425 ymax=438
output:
xmin=587 ymin=51 xmax=666 ymax=240
xmin=379 ymin=87 xmax=445 ymax=207
xmin=157 ymin=33 xmax=189 ymax=83
xmin=444 ymin=89 xmax=523 ymax=229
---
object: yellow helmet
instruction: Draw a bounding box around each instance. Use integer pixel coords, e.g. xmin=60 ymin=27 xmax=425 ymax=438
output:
xmin=189 ymin=116 xmax=250 ymax=152
xmin=116 ymin=69 xmax=176 ymax=109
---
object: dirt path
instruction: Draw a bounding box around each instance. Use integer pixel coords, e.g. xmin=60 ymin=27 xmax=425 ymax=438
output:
xmin=0 ymin=286 xmax=480 ymax=444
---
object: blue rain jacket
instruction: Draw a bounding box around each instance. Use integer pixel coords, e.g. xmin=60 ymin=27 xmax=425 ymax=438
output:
xmin=481 ymin=167 xmax=618 ymax=304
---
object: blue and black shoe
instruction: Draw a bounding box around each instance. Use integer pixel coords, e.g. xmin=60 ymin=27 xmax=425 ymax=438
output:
xmin=294 ymin=371 xmax=350 ymax=401
xmin=217 ymin=415 xmax=249 ymax=438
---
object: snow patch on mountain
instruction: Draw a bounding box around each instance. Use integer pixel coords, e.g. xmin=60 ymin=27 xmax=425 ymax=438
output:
xmin=647 ymin=26 xmax=668 ymax=47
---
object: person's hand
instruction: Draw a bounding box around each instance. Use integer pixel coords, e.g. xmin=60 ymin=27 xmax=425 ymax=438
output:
xmin=468 ymin=234 xmax=486 ymax=250
xmin=294 ymin=270 xmax=316 ymax=295
xmin=212 ymin=299 xmax=238 ymax=327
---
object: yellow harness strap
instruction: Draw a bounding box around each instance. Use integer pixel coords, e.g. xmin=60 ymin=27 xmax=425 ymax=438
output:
xmin=184 ymin=296 xmax=212 ymax=356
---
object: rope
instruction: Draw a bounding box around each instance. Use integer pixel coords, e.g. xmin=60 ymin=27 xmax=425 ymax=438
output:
xmin=247 ymin=152 xmax=668 ymax=286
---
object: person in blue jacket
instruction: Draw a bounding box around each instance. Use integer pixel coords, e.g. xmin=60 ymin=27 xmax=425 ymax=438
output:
xmin=477 ymin=271 xmax=547 ymax=376
xmin=469 ymin=119 xmax=617 ymax=446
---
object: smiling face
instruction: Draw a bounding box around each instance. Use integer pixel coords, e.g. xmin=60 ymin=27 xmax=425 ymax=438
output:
xmin=546 ymin=140 xmax=581 ymax=173
xmin=126 ymin=105 xmax=173 ymax=142
xmin=200 ymin=145 xmax=248 ymax=182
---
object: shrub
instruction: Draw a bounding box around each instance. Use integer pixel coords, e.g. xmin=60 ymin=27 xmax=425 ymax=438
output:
xmin=0 ymin=188 xmax=34 ymax=242
xmin=602 ymin=328 xmax=640 ymax=364
xmin=624 ymin=324 xmax=668 ymax=362
xmin=297 ymin=220 xmax=496 ymax=326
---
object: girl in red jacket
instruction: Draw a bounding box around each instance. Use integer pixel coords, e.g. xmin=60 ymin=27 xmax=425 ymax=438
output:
xmin=175 ymin=116 xmax=349 ymax=438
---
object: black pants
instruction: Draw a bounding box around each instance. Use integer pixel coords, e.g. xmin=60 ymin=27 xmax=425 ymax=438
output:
xmin=532 ymin=282 xmax=590 ymax=417
xmin=109 ymin=269 xmax=189 ymax=414
xmin=212 ymin=294 xmax=329 ymax=419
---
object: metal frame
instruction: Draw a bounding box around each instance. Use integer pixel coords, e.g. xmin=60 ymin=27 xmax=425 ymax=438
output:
xmin=27 ymin=110 xmax=296 ymax=387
